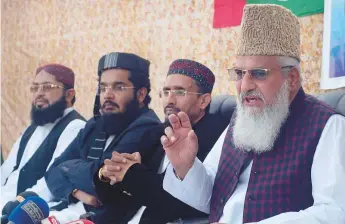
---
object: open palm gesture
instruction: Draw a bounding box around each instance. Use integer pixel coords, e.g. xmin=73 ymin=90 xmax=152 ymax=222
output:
xmin=161 ymin=112 xmax=198 ymax=179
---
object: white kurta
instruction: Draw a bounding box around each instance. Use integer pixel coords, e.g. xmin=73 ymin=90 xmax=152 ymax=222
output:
xmin=0 ymin=108 xmax=85 ymax=211
xmin=163 ymin=114 xmax=345 ymax=224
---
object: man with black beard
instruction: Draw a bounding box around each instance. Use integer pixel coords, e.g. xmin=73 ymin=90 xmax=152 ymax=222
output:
xmin=93 ymin=59 xmax=230 ymax=223
xmin=0 ymin=64 xmax=85 ymax=210
xmin=44 ymin=52 xmax=161 ymax=223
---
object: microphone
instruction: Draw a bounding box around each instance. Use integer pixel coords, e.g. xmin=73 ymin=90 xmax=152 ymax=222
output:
xmin=8 ymin=196 xmax=49 ymax=224
xmin=66 ymin=219 xmax=95 ymax=224
xmin=79 ymin=212 xmax=96 ymax=221
xmin=41 ymin=216 xmax=60 ymax=224
xmin=16 ymin=191 xmax=39 ymax=203
xmin=1 ymin=191 xmax=39 ymax=223
xmin=2 ymin=201 xmax=20 ymax=215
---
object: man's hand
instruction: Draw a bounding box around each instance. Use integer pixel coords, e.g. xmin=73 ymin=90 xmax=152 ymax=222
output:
xmin=72 ymin=190 xmax=101 ymax=207
xmin=101 ymin=152 xmax=141 ymax=185
xmin=161 ymin=112 xmax=198 ymax=180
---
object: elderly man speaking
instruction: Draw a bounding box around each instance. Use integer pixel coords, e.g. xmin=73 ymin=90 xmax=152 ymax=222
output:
xmin=160 ymin=4 xmax=345 ymax=224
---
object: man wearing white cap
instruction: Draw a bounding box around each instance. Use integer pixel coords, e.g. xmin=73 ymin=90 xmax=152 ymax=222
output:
xmin=160 ymin=4 xmax=345 ymax=224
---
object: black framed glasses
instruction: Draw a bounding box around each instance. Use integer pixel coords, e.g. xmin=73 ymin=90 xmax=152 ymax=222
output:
xmin=159 ymin=89 xmax=202 ymax=98
xmin=30 ymin=83 xmax=64 ymax=93
xmin=228 ymin=66 xmax=294 ymax=81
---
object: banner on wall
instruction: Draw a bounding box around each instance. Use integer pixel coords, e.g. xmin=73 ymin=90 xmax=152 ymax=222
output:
xmin=321 ymin=0 xmax=345 ymax=89
xmin=213 ymin=0 xmax=246 ymax=28
xmin=213 ymin=0 xmax=324 ymax=28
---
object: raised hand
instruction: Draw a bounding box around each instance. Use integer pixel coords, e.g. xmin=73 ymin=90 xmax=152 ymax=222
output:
xmin=161 ymin=112 xmax=198 ymax=179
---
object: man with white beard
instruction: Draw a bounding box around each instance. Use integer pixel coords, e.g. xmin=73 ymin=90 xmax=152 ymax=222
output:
xmin=160 ymin=4 xmax=345 ymax=224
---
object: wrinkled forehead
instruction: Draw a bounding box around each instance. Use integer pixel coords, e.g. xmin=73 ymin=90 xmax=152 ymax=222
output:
xmin=235 ymin=56 xmax=280 ymax=69
xmin=164 ymin=74 xmax=197 ymax=90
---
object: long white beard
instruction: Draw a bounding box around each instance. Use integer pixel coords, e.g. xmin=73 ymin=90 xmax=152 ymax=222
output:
xmin=233 ymin=81 xmax=291 ymax=153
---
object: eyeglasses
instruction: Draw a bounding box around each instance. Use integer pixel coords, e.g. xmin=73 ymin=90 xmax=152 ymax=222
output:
xmin=159 ymin=89 xmax=203 ymax=98
xmin=228 ymin=66 xmax=294 ymax=81
xmin=99 ymin=84 xmax=135 ymax=94
xmin=30 ymin=83 xmax=64 ymax=93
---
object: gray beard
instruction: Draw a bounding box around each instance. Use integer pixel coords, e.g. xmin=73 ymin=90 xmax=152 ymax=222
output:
xmin=232 ymin=80 xmax=291 ymax=153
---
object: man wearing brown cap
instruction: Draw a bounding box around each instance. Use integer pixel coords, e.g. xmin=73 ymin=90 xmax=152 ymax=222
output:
xmin=91 ymin=59 xmax=230 ymax=223
xmin=161 ymin=4 xmax=345 ymax=224
xmin=44 ymin=52 xmax=161 ymax=223
xmin=0 ymin=64 xmax=86 ymax=210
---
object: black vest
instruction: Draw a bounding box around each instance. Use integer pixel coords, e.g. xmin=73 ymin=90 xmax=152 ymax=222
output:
xmin=14 ymin=110 xmax=84 ymax=194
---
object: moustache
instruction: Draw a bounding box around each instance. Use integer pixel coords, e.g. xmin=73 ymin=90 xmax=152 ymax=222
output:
xmin=239 ymin=90 xmax=265 ymax=102
xmin=34 ymin=97 xmax=49 ymax=106
xmin=102 ymin=100 xmax=119 ymax=109
xmin=164 ymin=105 xmax=181 ymax=114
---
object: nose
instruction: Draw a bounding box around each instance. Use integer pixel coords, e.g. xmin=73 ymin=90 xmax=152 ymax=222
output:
xmin=34 ymin=86 xmax=45 ymax=98
xmin=240 ymin=72 xmax=256 ymax=93
xmin=165 ymin=91 xmax=176 ymax=105
xmin=103 ymin=87 xmax=115 ymax=100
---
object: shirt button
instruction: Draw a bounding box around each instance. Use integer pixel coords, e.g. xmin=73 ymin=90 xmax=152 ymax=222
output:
xmin=254 ymin=171 xmax=257 ymax=174
xmin=235 ymin=171 xmax=238 ymax=175
xmin=220 ymin=198 xmax=225 ymax=204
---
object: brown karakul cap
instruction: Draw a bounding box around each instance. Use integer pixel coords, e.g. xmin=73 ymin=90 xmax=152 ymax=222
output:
xmin=236 ymin=4 xmax=300 ymax=61
xmin=36 ymin=64 xmax=75 ymax=87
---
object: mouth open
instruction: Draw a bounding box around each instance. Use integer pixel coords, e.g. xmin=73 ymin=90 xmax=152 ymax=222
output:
xmin=243 ymin=96 xmax=263 ymax=107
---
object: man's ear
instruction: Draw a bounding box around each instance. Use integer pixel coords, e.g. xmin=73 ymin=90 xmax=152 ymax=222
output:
xmin=136 ymin=87 xmax=148 ymax=104
xmin=65 ymin=89 xmax=75 ymax=105
xmin=288 ymin=67 xmax=301 ymax=91
xmin=199 ymin=93 xmax=211 ymax=110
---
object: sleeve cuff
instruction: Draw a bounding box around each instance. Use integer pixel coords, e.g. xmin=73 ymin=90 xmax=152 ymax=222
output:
xmin=163 ymin=159 xmax=211 ymax=214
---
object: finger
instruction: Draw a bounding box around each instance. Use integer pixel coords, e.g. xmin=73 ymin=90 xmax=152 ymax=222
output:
xmin=102 ymin=167 xmax=119 ymax=178
xmin=164 ymin=126 xmax=173 ymax=138
xmin=188 ymin=130 xmax=199 ymax=155
xmin=168 ymin=114 xmax=181 ymax=130
xmin=104 ymin=160 xmax=120 ymax=169
xmin=104 ymin=165 xmax=122 ymax=172
xmin=122 ymin=153 xmax=136 ymax=160
xmin=104 ymin=160 xmax=118 ymax=172
xmin=164 ymin=126 xmax=178 ymax=142
xmin=178 ymin=112 xmax=192 ymax=129
xmin=133 ymin=152 xmax=141 ymax=162
xmin=161 ymin=135 xmax=173 ymax=148
xmin=109 ymin=176 xmax=117 ymax=185
xmin=111 ymin=152 xmax=127 ymax=163
xmin=104 ymin=159 xmax=116 ymax=166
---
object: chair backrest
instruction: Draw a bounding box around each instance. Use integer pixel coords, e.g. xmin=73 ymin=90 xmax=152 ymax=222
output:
xmin=316 ymin=89 xmax=345 ymax=116
xmin=209 ymin=95 xmax=236 ymax=119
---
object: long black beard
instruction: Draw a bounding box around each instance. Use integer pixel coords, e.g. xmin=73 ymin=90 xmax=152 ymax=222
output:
xmin=100 ymin=98 xmax=142 ymax=135
xmin=31 ymin=96 xmax=67 ymax=126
